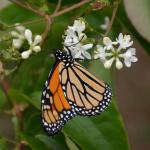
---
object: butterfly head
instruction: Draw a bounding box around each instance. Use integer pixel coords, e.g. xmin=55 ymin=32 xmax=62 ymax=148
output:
xmin=55 ymin=49 xmax=74 ymax=66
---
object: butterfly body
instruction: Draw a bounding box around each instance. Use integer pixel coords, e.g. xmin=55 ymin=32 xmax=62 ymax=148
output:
xmin=41 ymin=50 xmax=112 ymax=136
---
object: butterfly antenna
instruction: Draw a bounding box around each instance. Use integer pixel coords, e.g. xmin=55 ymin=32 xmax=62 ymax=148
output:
xmin=66 ymin=35 xmax=85 ymax=48
xmin=64 ymin=35 xmax=85 ymax=56
xmin=65 ymin=46 xmax=72 ymax=56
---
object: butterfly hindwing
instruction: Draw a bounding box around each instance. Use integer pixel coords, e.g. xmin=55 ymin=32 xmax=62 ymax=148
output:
xmin=59 ymin=61 xmax=112 ymax=116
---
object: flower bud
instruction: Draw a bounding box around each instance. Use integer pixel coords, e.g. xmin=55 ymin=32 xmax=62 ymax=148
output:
xmin=33 ymin=35 xmax=42 ymax=46
xmin=15 ymin=24 xmax=25 ymax=33
xmin=116 ymin=58 xmax=123 ymax=70
xmin=103 ymin=37 xmax=112 ymax=50
xmin=21 ymin=50 xmax=32 ymax=59
xmin=11 ymin=31 xmax=20 ymax=37
xmin=104 ymin=58 xmax=114 ymax=69
xmin=33 ymin=46 xmax=41 ymax=53
xmin=25 ymin=29 xmax=32 ymax=45
xmin=12 ymin=39 xmax=23 ymax=49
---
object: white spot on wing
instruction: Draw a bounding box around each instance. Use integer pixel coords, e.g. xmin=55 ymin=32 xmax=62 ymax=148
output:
xmin=46 ymin=93 xmax=49 ymax=98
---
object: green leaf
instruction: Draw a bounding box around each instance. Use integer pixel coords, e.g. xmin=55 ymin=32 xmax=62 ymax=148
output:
xmin=124 ymin=0 xmax=150 ymax=42
xmin=64 ymin=134 xmax=80 ymax=150
xmin=24 ymin=113 xmax=42 ymax=136
xmin=36 ymin=134 xmax=69 ymax=150
xmin=30 ymin=91 xmax=41 ymax=109
xmin=21 ymin=133 xmax=48 ymax=150
xmin=0 ymin=5 xmax=38 ymax=24
xmin=8 ymin=88 xmax=40 ymax=109
xmin=0 ymin=138 xmax=7 ymax=150
xmin=27 ymin=0 xmax=49 ymax=13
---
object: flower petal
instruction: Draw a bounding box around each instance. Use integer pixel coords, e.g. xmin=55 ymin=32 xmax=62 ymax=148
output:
xmin=33 ymin=46 xmax=41 ymax=52
xmin=33 ymin=35 xmax=42 ymax=46
xmin=11 ymin=31 xmax=20 ymax=38
xmin=116 ymin=58 xmax=123 ymax=69
xmin=96 ymin=45 xmax=105 ymax=52
xmin=74 ymin=51 xmax=82 ymax=59
xmin=83 ymin=51 xmax=91 ymax=59
xmin=117 ymin=33 xmax=133 ymax=49
xmin=15 ymin=24 xmax=25 ymax=33
xmin=73 ymin=19 xmax=85 ymax=33
xmin=100 ymin=16 xmax=110 ymax=30
xmin=124 ymin=59 xmax=131 ymax=67
xmin=82 ymin=44 xmax=93 ymax=50
xmin=131 ymin=56 xmax=138 ymax=62
xmin=103 ymin=37 xmax=113 ymax=50
xmin=128 ymin=48 xmax=136 ymax=55
xmin=94 ymin=53 xmax=100 ymax=59
xmin=118 ymin=33 xmax=123 ymax=42
xmin=12 ymin=39 xmax=23 ymax=49
xmin=64 ymin=34 xmax=79 ymax=46
xmin=104 ymin=57 xmax=115 ymax=69
xmin=21 ymin=50 xmax=32 ymax=59
xmin=25 ymin=29 xmax=32 ymax=45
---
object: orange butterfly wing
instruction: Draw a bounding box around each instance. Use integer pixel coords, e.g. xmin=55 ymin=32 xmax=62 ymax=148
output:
xmin=41 ymin=63 xmax=76 ymax=135
xmin=59 ymin=61 xmax=112 ymax=116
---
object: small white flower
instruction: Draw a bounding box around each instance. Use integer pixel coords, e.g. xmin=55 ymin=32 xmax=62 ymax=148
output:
xmin=103 ymin=37 xmax=117 ymax=50
xmin=11 ymin=31 xmax=20 ymax=38
xmin=10 ymin=24 xmax=42 ymax=59
xmin=11 ymin=23 xmax=26 ymax=49
xmin=25 ymin=29 xmax=32 ymax=45
xmin=21 ymin=50 xmax=32 ymax=59
xmin=68 ymin=19 xmax=85 ymax=34
xmin=63 ymin=18 xmax=92 ymax=60
xmin=122 ymin=48 xmax=138 ymax=67
xmin=12 ymin=39 xmax=24 ymax=49
xmin=33 ymin=35 xmax=42 ymax=46
xmin=116 ymin=33 xmax=133 ymax=49
xmin=115 ymin=58 xmax=123 ymax=69
xmin=64 ymin=29 xmax=79 ymax=46
xmin=95 ymin=34 xmax=138 ymax=70
xmin=15 ymin=23 xmax=25 ymax=33
xmin=100 ymin=16 xmax=110 ymax=30
xmin=104 ymin=57 xmax=115 ymax=69
xmin=94 ymin=45 xmax=106 ymax=61
xmin=33 ymin=46 xmax=41 ymax=52
xmin=24 ymin=29 xmax=42 ymax=54
xmin=77 ymin=44 xmax=92 ymax=59
xmin=69 ymin=43 xmax=92 ymax=59
xmin=102 ymin=50 xmax=124 ymax=70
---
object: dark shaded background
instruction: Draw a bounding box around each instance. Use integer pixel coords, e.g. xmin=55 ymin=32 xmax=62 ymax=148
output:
xmin=0 ymin=0 xmax=150 ymax=150
xmin=115 ymin=41 xmax=150 ymax=150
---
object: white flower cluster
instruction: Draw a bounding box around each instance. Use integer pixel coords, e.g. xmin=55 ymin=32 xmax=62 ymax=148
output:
xmin=63 ymin=19 xmax=93 ymax=59
xmin=11 ymin=24 xmax=42 ymax=59
xmin=94 ymin=33 xmax=138 ymax=69
xmin=64 ymin=19 xmax=138 ymax=69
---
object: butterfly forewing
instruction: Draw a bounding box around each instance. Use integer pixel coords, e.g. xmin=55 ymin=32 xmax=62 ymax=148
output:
xmin=41 ymin=63 xmax=76 ymax=136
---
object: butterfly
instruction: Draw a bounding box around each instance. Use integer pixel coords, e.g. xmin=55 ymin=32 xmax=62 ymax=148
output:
xmin=41 ymin=49 xmax=112 ymax=136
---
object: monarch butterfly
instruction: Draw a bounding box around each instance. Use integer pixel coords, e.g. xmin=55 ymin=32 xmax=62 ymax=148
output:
xmin=41 ymin=49 xmax=112 ymax=136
